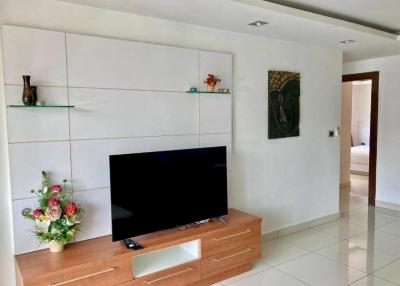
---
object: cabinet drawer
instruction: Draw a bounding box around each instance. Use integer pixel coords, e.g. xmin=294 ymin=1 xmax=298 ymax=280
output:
xmin=125 ymin=261 xmax=201 ymax=286
xmin=201 ymin=243 xmax=261 ymax=278
xmin=26 ymin=256 xmax=132 ymax=286
xmin=202 ymin=223 xmax=260 ymax=257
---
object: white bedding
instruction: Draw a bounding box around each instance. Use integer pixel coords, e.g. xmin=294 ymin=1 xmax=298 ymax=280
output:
xmin=351 ymin=145 xmax=369 ymax=174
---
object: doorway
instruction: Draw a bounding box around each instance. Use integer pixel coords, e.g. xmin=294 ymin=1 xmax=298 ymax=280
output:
xmin=340 ymin=72 xmax=379 ymax=208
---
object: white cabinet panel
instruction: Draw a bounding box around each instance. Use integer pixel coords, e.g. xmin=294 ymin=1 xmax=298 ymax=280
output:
xmin=73 ymin=189 xmax=112 ymax=242
xmin=200 ymin=133 xmax=232 ymax=171
xmin=2 ymin=25 xmax=67 ymax=86
xmin=9 ymin=141 xmax=71 ymax=200
xmin=71 ymin=135 xmax=198 ymax=191
xmin=69 ymin=88 xmax=199 ymax=140
xmin=200 ymin=94 xmax=231 ymax=134
xmin=12 ymin=198 xmax=48 ymax=254
xmin=5 ymin=85 xmax=70 ymax=143
xmin=199 ymin=51 xmax=232 ymax=91
xmin=67 ymin=33 xmax=199 ymax=91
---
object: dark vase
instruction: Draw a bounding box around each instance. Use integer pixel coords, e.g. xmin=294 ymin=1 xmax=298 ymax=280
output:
xmin=31 ymin=86 xmax=38 ymax=105
xmin=22 ymin=75 xmax=34 ymax=106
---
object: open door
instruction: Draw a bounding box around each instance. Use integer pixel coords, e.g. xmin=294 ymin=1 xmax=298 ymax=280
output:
xmin=342 ymin=72 xmax=379 ymax=206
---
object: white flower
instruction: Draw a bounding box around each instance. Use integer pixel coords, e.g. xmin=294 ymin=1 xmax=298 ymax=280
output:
xmin=65 ymin=215 xmax=80 ymax=226
xmin=35 ymin=219 xmax=50 ymax=232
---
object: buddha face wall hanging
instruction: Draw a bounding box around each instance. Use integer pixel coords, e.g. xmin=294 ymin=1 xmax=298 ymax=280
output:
xmin=268 ymin=70 xmax=300 ymax=139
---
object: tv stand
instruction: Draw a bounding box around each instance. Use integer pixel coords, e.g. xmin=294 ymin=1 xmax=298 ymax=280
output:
xmin=218 ymin=216 xmax=228 ymax=224
xmin=15 ymin=209 xmax=261 ymax=286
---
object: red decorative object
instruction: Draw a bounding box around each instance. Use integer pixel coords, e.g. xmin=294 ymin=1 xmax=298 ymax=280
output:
xmin=204 ymin=74 xmax=221 ymax=87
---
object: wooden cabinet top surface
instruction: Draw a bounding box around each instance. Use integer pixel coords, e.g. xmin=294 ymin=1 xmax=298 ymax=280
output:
xmin=15 ymin=208 xmax=261 ymax=281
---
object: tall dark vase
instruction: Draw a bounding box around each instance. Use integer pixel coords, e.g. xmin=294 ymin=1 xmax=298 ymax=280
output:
xmin=31 ymin=86 xmax=38 ymax=105
xmin=22 ymin=75 xmax=34 ymax=106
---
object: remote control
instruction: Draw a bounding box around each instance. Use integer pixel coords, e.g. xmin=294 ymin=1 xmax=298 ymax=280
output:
xmin=123 ymin=238 xmax=143 ymax=250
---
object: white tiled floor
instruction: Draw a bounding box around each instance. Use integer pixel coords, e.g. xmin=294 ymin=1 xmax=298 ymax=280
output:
xmin=212 ymin=185 xmax=400 ymax=286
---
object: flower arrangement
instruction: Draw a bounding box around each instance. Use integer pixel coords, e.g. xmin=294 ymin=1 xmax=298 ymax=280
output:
xmin=21 ymin=171 xmax=83 ymax=252
xmin=204 ymin=74 xmax=221 ymax=87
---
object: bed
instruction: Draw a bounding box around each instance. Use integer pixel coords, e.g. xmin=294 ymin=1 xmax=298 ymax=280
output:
xmin=351 ymin=145 xmax=369 ymax=175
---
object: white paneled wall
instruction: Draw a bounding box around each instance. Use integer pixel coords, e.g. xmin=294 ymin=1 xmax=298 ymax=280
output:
xmin=5 ymin=85 xmax=70 ymax=142
xmin=199 ymin=95 xmax=232 ymax=134
xmin=66 ymin=33 xmax=199 ymax=91
xmin=2 ymin=25 xmax=232 ymax=254
xmin=68 ymin=88 xmax=200 ymax=140
xmin=9 ymin=141 xmax=72 ymax=200
xmin=199 ymin=51 xmax=232 ymax=91
xmin=2 ymin=26 xmax=67 ymax=86
xmin=70 ymin=136 xmax=199 ymax=192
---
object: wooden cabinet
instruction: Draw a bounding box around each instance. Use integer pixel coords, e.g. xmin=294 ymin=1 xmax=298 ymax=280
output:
xmin=15 ymin=209 xmax=261 ymax=286
xmin=124 ymin=261 xmax=201 ymax=286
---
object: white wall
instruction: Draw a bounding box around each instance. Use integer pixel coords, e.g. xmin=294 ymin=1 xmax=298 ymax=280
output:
xmin=0 ymin=4 xmax=16 ymax=286
xmin=0 ymin=28 xmax=16 ymax=286
xmin=351 ymin=82 xmax=371 ymax=146
xmin=3 ymin=25 xmax=233 ymax=255
xmin=344 ymin=56 xmax=400 ymax=209
xmin=0 ymin=0 xmax=343 ymax=284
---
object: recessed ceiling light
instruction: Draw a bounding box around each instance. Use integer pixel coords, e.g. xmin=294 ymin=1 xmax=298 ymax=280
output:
xmin=340 ymin=40 xmax=356 ymax=44
xmin=249 ymin=21 xmax=268 ymax=27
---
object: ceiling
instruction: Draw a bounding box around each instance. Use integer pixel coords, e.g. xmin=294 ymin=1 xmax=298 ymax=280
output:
xmin=265 ymin=0 xmax=400 ymax=34
xmin=59 ymin=0 xmax=400 ymax=62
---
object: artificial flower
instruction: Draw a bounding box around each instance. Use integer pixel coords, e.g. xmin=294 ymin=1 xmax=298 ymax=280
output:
xmin=50 ymin=184 xmax=61 ymax=193
xmin=45 ymin=205 xmax=62 ymax=221
xmin=48 ymin=197 xmax=59 ymax=206
xmin=32 ymin=208 xmax=42 ymax=218
xmin=65 ymin=202 xmax=78 ymax=216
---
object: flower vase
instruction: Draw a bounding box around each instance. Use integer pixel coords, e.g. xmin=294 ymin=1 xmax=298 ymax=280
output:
xmin=207 ymin=85 xmax=215 ymax=92
xmin=22 ymin=75 xmax=34 ymax=106
xmin=31 ymin=86 xmax=38 ymax=105
xmin=49 ymin=240 xmax=64 ymax=253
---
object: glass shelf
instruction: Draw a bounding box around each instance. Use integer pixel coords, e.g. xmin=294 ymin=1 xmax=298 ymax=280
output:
xmin=7 ymin=104 xmax=75 ymax=108
xmin=186 ymin=91 xmax=231 ymax=94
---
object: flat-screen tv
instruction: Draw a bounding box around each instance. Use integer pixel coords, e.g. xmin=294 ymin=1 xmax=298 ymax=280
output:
xmin=109 ymin=146 xmax=228 ymax=241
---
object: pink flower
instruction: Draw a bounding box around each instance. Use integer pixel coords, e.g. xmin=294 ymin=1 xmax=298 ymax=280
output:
xmin=48 ymin=198 xmax=59 ymax=206
xmin=32 ymin=208 xmax=42 ymax=218
xmin=45 ymin=205 xmax=62 ymax=221
xmin=51 ymin=184 xmax=61 ymax=193
xmin=65 ymin=202 xmax=77 ymax=216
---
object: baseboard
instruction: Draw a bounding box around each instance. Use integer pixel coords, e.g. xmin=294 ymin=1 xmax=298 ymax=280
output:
xmin=262 ymin=212 xmax=340 ymax=242
xmin=376 ymin=200 xmax=400 ymax=213
xmin=340 ymin=181 xmax=351 ymax=188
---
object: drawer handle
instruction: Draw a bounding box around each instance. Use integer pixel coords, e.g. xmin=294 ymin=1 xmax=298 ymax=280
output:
xmin=214 ymin=248 xmax=254 ymax=262
xmin=49 ymin=267 xmax=116 ymax=286
xmin=213 ymin=229 xmax=252 ymax=241
xmin=145 ymin=267 xmax=194 ymax=284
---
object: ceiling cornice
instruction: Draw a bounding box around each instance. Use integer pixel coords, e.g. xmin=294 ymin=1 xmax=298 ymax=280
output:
xmin=232 ymin=0 xmax=399 ymax=40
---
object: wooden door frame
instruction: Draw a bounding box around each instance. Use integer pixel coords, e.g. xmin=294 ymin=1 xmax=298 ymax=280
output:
xmin=342 ymin=71 xmax=379 ymax=206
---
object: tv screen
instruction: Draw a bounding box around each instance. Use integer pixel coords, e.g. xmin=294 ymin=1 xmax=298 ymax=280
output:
xmin=109 ymin=146 xmax=228 ymax=241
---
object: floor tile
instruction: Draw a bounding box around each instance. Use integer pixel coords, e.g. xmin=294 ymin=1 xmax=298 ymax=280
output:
xmin=344 ymin=210 xmax=397 ymax=228
xmin=350 ymin=275 xmax=398 ymax=286
xmin=350 ymin=231 xmax=400 ymax=256
xmin=260 ymin=239 xmax=309 ymax=266
xmin=340 ymin=189 xmax=368 ymax=213
xmin=280 ymin=229 xmax=340 ymax=251
xmin=276 ymin=253 xmax=366 ymax=286
xmin=374 ymin=260 xmax=400 ymax=285
xmin=316 ymin=240 xmax=398 ymax=273
xmin=218 ymin=261 xmax=269 ymax=285
xmin=312 ymin=218 xmax=368 ymax=239
xmin=349 ymin=174 xmax=369 ymax=198
xmin=222 ymin=268 xmax=308 ymax=286
xmin=377 ymin=220 xmax=400 ymax=238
